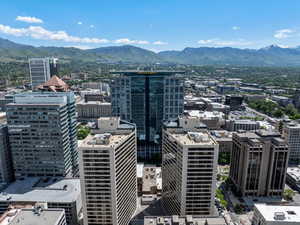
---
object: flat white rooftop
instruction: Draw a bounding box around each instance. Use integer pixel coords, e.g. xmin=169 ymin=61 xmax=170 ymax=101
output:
xmin=255 ymin=204 xmax=300 ymax=222
xmin=186 ymin=110 xmax=224 ymax=119
xmin=80 ymin=133 xmax=131 ymax=148
xmin=169 ymin=131 xmax=216 ymax=146
xmin=1 ymin=208 xmax=65 ymax=225
xmin=0 ymin=177 xmax=80 ymax=203
xmin=287 ymin=167 xmax=300 ymax=182
xmin=77 ymin=101 xmax=110 ymax=105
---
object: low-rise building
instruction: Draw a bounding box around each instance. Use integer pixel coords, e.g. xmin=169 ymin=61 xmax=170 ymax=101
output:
xmin=286 ymin=167 xmax=300 ymax=192
xmin=207 ymin=102 xmax=229 ymax=113
xmin=142 ymin=166 xmax=162 ymax=195
xmin=76 ymin=101 xmax=111 ymax=121
xmin=252 ymin=204 xmax=300 ymax=225
xmin=0 ymin=177 xmax=81 ymax=225
xmin=137 ymin=163 xmax=144 ymax=196
xmin=239 ymin=87 xmax=263 ymax=93
xmin=272 ymin=95 xmax=292 ymax=107
xmin=210 ymin=130 xmax=232 ymax=154
xmin=225 ymin=119 xmax=260 ymax=131
xmin=186 ymin=110 xmax=225 ymax=130
xmin=0 ymin=207 xmax=67 ymax=225
xmin=216 ymin=85 xmax=236 ymax=94
xmin=144 ymin=216 xmax=226 ymax=225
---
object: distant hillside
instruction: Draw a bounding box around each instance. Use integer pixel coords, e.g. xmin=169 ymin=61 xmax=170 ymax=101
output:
xmin=158 ymin=45 xmax=300 ymax=66
xmin=1 ymin=37 xmax=300 ymax=66
xmin=87 ymin=45 xmax=164 ymax=63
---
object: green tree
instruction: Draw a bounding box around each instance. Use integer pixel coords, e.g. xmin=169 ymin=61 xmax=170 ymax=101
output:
xmin=234 ymin=204 xmax=244 ymax=214
xmin=77 ymin=125 xmax=90 ymax=140
xmin=216 ymin=188 xmax=228 ymax=208
xmin=273 ymin=109 xmax=284 ymax=118
xmin=218 ymin=152 xmax=231 ymax=165
xmin=283 ymin=189 xmax=295 ymax=201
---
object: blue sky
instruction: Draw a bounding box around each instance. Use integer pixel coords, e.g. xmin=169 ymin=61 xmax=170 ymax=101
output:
xmin=1 ymin=0 xmax=300 ymax=51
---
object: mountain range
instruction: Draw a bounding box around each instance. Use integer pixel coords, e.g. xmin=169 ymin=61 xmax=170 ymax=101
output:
xmin=1 ymin=37 xmax=300 ymax=66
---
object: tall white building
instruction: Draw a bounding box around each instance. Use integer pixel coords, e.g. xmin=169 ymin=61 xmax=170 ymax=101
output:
xmin=29 ymin=57 xmax=58 ymax=89
xmin=282 ymin=123 xmax=300 ymax=165
xmin=79 ymin=117 xmax=137 ymax=225
xmin=162 ymin=118 xmax=218 ymax=216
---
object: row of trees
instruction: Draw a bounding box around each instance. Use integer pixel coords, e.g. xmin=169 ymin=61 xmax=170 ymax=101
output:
xmin=248 ymin=99 xmax=300 ymax=119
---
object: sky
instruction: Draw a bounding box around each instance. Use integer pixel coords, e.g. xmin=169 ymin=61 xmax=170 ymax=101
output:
xmin=1 ymin=0 xmax=300 ymax=51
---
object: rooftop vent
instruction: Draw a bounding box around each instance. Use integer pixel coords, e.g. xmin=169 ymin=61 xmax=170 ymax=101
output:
xmin=274 ymin=212 xmax=286 ymax=220
xmin=88 ymin=133 xmax=111 ymax=145
xmin=188 ymin=132 xmax=210 ymax=143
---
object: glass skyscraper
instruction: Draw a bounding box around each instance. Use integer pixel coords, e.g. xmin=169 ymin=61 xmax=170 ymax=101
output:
xmin=111 ymin=71 xmax=184 ymax=161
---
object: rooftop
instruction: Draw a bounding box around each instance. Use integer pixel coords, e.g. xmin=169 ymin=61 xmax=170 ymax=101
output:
xmin=285 ymin=123 xmax=300 ymax=129
xmin=186 ymin=110 xmax=224 ymax=119
xmin=210 ymin=130 xmax=232 ymax=141
xmin=0 ymin=177 xmax=80 ymax=203
xmin=169 ymin=131 xmax=217 ymax=146
xmin=231 ymin=119 xmax=259 ymax=125
xmin=255 ymin=204 xmax=300 ymax=222
xmin=287 ymin=167 xmax=300 ymax=183
xmin=144 ymin=216 xmax=226 ymax=225
xmin=80 ymin=132 xmax=132 ymax=149
xmin=142 ymin=167 xmax=162 ymax=192
xmin=1 ymin=208 xmax=65 ymax=225
xmin=77 ymin=101 xmax=111 ymax=105
xmin=37 ymin=75 xmax=69 ymax=92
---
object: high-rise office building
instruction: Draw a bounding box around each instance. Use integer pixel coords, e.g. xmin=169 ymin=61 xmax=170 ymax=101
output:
xmin=29 ymin=57 xmax=58 ymax=89
xmin=0 ymin=124 xmax=14 ymax=187
xmin=111 ymin=71 xmax=184 ymax=161
xmin=282 ymin=123 xmax=300 ymax=165
xmin=79 ymin=117 xmax=137 ymax=225
xmin=6 ymin=92 xmax=78 ymax=178
xmin=162 ymin=117 xmax=218 ymax=216
xmin=230 ymin=130 xmax=289 ymax=197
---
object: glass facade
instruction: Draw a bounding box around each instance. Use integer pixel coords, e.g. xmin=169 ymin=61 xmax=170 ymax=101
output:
xmin=111 ymin=71 xmax=184 ymax=162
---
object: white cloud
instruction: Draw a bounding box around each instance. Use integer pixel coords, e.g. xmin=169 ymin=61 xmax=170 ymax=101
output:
xmin=77 ymin=21 xmax=83 ymax=25
xmin=232 ymin=26 xmax=240 ymax=30
xmin=274 ymin=29 xmax=295 ymax=39
xmin=68 ymin=45 xmax=93 ymax=50
xmin=198 ymin=38 xmax=252 ymax=47
xmin=277 ymin=44 xmax=289 ymax=48
xmin=153 ymin=41 xmax=168 ymax=45
xmin=114 ymin=38 xmax=149 ymax=45
xmin=0 ymin=24 xmax=109 ymax=44
xmin=90 ymin=25 xmax=95 ymax=28
xmin=16 ymin=16 xmax=43 ymax=24
xmin=0 ymin=24 xmax=154 ymax=45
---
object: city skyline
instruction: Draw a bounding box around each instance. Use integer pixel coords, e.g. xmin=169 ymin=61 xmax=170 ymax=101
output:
xmin=0 ymin=1 xmax=300 ymax=51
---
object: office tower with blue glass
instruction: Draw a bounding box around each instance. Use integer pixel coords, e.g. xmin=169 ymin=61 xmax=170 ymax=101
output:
xmin=111 ymin=71 xmax=184 ymax=161
xmin=6 ymin=92 xmax=78 ymax=178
